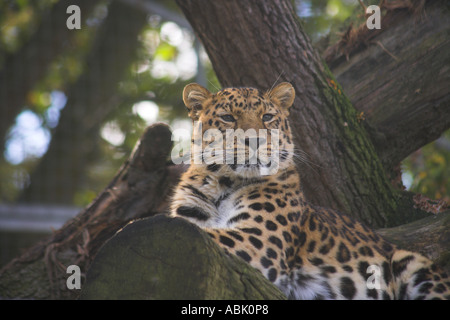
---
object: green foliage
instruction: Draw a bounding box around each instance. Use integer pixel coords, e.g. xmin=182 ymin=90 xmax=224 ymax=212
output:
xmin=402 ymin=130 xmax=450 ymax=202
xmin=0 ymin=1 xmax=215 ymax=205
xmin=296 ymin=0 xmax=359 ymax=42
xmin=0 ymin=0 xmax=51 ymax=55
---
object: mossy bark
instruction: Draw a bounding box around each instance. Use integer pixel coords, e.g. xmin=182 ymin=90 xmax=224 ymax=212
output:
xmin=80 ymin=215 xmax=286 ymax=300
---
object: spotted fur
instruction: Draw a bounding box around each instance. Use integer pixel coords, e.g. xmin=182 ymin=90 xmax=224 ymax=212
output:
xmin=170 ymin=82 xmax=450 ymax=300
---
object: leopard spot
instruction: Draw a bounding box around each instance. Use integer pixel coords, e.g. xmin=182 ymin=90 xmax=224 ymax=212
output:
xmin=358 ymin=246 xmax=374 ymax=257
xmin=336 ymin=242 xmax=351 ymax=263
xmin=266 ymin=248 xmax=277 ymax=259
xmin=219 ymin=235 xmax=235 ymax=248
xmin=275 ymin=214 xmax=288 ymax=226
xmin=207 ymin=163 xmax=221 ymax=172
xmin=392 ymin=255 xmax=415 ymax=278
xmin=264 ymin=202 xmax=276 ymax=212
xmin=254 ymin=215 xmax=263 ymax=223
xmin=176 ymin=206 xmax=209 ymax=221
xmin=268 ymin=268 xmax=278 ymax=282
xmin=307 ymin=240 xmax=316 ymax=253
xmin=340 ymin=277 xmax=356 ymax=299
xmin=249 ymin=236 xmax=263 ymax=249
xmin=239 ymin=227 xmax=262 ymax=235
xmin=269 ymin=235 xmax=283 ymax=249
xmin=260 ymin=256 xmax=273 ymax=268
xmin=236 ymin=250 xmax=252 ymax=263
xmin=309 ymin=257 xmax=323 ymax=266
xmin=228 ymin=212 xmax=250 ymax=224
xmin=265 ymin=220 xmax=277 ymax=231
xmin=275 ymin=199 xmax=286 ymax=208
xmin=282 ymin=231 xmax=292 ymax=242
xmin=309 ymin=217 xmax=316 ymax=231
xmin=367 ymin=288 xmax=378 ymax=299
xmin=358 ymin=261 xmax=370 ymax=279
xmin=249 ymin=203 xmax=263 ymax=211
xmin=226 ymin=230 xmax=244 ymax=241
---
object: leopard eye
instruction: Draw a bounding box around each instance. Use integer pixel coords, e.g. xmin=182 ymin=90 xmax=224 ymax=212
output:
xmin=220 ymin=114 xmax=236 ymax=122
xmin=262 ymin=114 xmax=274 ymax=122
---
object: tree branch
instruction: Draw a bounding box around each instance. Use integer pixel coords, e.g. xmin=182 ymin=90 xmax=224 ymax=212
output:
xmin=326 ymin=0 xmax=450 ymax=173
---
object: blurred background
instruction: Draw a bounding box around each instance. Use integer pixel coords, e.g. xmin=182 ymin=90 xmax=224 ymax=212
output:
xmin=0 ymin=0 xmax=448 ymax=267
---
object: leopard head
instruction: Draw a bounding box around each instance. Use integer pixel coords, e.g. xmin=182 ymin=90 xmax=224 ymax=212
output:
xmin=182 ymin=82 xmax=295 ymax=177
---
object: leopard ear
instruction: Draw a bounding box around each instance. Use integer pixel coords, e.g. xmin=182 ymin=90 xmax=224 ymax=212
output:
xmin=183 ymin=83 xmax=211 ymax=120
xmin=267 ymin=82 xmax=295 ymax=110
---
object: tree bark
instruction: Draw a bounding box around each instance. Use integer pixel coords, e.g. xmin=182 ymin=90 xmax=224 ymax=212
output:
xmin=80 ymin=215 xmax=286 ymax=299
xmin=0 ymin=0 xmax=97 ymax=151
xmin=176 ymin=0 xmax=406 ymax=228
xmin=325 ymin=0 xmax=450 ymax=175
xmin=19 ymin=0 xmax=148 ymax=204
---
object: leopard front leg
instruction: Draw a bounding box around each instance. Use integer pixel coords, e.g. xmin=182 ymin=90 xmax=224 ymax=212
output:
xmin=202 ymin=227 xmax=286 ymax=285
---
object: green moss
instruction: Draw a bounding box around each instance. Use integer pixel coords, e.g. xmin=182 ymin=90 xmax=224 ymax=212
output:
xmin=312 ymin=66 xmax=401 ymax=227
xmin=80 ymin=216 xmax=285 ymax=300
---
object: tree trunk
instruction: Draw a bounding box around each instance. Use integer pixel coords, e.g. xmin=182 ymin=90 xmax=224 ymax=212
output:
xmin=0 ymin=0 xmax=97 ymax=151
xmin=176 ymin=0 xmax=408 ymax=228
xmin=19 ymin=0 xmax=148 ymax=204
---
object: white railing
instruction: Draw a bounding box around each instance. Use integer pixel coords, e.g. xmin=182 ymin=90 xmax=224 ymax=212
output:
xmin=0 ymin=204 xmax=80 ymax=232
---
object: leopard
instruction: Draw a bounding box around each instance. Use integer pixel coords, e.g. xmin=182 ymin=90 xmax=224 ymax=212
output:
xmin=170 ymin=82 xmax=450 ymax=300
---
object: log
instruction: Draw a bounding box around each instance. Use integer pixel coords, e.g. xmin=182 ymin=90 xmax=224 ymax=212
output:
xmin=80 ymin=215 xmax=286 ymax=300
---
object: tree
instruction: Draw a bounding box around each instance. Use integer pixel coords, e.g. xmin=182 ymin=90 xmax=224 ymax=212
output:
xmin=0 ymin=0 xmax=196 ymax=204
xmin=0 ymin=0 xmax=97 ymax=153
xmin=18 ymin=0 xmax=149 ymax=204
xmin=1 ymin=0 xmax=449 ymax=299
